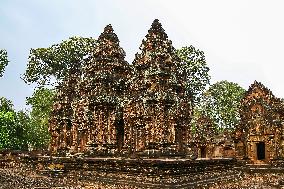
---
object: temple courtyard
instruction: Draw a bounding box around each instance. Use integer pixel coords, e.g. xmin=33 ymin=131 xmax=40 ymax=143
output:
xmin=2 ymin=19 xmax=283 ymax=189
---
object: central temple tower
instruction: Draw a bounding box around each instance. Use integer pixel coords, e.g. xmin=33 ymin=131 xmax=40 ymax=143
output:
xmin=123 ymin=19 xmax=192 ymax=156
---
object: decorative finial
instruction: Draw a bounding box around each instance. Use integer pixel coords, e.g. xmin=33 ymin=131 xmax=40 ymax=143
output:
xmin=151 ymin=19 xmax=162 ymax=29
xmin=148 ymin=19 xmax=166 ymax=36
xmin=103 ymin=24 xmax=114 ymax=33
xmin=98 ymin=24 xmax=119 ymax=43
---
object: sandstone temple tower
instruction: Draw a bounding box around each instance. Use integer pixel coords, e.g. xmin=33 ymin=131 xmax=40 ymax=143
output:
xmin=49 ymin=64 xmax=81 ymax=154
xmin=49 ymin=20 xmax=193 ymax=157
xmin=81 ymin=25 xmax=130 ymax=155
xmin=123 ymin=19 xmax=192 ymax=156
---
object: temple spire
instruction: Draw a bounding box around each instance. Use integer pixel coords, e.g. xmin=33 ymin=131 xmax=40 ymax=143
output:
xmin=124 ymin=19 xmax=192 ymax=156
xmin=133 ymin=19 xmax=177 ymax=68
xmin=79 ymin=24 xmax=129 ymax=154
xmin=97 ymin=24 xmax=120 ymax=44
xmin=147 ymin=19 xmax=168 ymax=40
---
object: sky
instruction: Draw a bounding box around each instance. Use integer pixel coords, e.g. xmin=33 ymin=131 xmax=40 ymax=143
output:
xmin=0 ymin=0 xmax=284 ymax=110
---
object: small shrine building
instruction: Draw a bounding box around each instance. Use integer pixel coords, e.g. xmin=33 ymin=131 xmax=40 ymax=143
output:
xmin=234 ymin=81 xmax=284 ymax=163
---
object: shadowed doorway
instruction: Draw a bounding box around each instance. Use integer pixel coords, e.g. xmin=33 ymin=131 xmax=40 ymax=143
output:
xmin=257 ymin=142 xmax=265 ymax=160
xmin=115 ymin=119 xmax=124 ymax=152
xmin=201 ymin=147 xmax=206 ymax=158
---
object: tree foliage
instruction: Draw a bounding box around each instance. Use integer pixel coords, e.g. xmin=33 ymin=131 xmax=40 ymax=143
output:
xmin=0 ymin=89 xmax=55 ymax=151
xmin=0 ymin=98 xmax=29 ymax=150
xmin=0 ymin=49 xmax=9 ymax=77
xmin=23 ymin=37 xmax=96 ymax=86
xmin=21 ymin=36 xmax=97 ymax=150
xmin=15 ymin=111 xmax=30 ymax=150
xmin=0 ymin=110 xmax=15 ymax=149
xmin=176 ymin=46 xmax=210 ymax=105
xmin=197 ymin=80 xmax=246 ymax=131
xmin=26 ymin=88 xmax=55 ymax=149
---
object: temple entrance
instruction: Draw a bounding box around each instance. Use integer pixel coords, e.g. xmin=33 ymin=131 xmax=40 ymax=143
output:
xmin=257 ymin=142 xmax=265 ymax=160
xmin=201 ymin=147 xmax=206 ymax=158
xmin=175 ymin=125 xmax=182 ymax=151
xmin=115 ymin=119 xmax=124 ymax=151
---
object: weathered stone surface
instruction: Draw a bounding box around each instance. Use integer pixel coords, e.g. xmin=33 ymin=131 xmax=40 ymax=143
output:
xmin=47 ymin=21 xmax=284 ymax=164
xmin=49 ymin=20 xmax=192 ymax=157
xmin=77 ymin=24 xmax=130 ymax=155
xmin=234 ymin=81 xmax=284 ymax=163
xmin=123 ymin=19 xmax=192 ymax=156
xmin=49 ymin=64 xmax=81 ymax=155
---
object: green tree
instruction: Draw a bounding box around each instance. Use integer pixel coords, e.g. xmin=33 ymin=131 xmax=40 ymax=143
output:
xmin=0 ymin=97 xmax=13 ymax=112
xmin=15 ymin=111 xmax=31 ymax=150
xmin=4 ymin=110 xmax=31 ymax=151
xmin=23 ymin=36 xmax=96 ymax=86
xmin=0 ymin=111 xmax=15 ymax=149
xmin=26 ymin=88 xmax=55 ymax=150
xmin=198 ymin=80 xmax=246 ymax=131
xmin=176 ymin=46 xmax=210 ymax=105
xmin=0 ymin=97 xmax=15 ymax=149
xmin=0 ymin=49 xmax=9 ymax=77
xmin=23 ymin=36 xmax=96 ymax=150
xmin=0 ymin=97 xmax=28 ymax=150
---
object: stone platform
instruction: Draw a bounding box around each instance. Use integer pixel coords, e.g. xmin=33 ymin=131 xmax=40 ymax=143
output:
xmin=32 ymin=156 xmax=238 ymax=188
xmin=36 ymin=156 xmax=236 ymax=174
xmin=4 ymin=153 xmax=284 ymax=188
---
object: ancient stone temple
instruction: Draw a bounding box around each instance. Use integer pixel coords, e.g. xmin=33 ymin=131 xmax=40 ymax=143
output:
xmin=70 ymin=79 xmax=90 ymax=153
xmin=234 ymin=81 xmax=284 ymax=163
xmin=192 ymin=115 xmax=216 ymax=158
xmin=212 ymin=131 xmax=235 ymax=158
xmin=123 ymin=19 xmax=192 ymax=156
xmin=77 ymin=25 xmax=130 ymax=155
xmin=49 ymin=64 xmax=81 ymax=154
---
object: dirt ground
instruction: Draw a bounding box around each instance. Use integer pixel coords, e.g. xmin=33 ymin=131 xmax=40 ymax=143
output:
xmin=1 ymin=164 xmax=284 ymax=189
xmin=0 ymin=167 xmax=138 ymax=189
xmin=209 ymin=173 xmax=284 ymax=189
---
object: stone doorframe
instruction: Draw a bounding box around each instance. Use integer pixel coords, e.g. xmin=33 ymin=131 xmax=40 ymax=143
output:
xmin=249 ymin=140 xmax=268 ymax=164
xmin=256 ymin=142 xmax=265 ymax=160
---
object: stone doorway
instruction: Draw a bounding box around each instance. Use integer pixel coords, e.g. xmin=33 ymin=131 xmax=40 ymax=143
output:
xmin=257 ymin=142 xmax=265 ymax=160
xmin=201 ymin=147 xmax=206 ymax=158
xmin=115 ymin=119 xmax=124 ymax=152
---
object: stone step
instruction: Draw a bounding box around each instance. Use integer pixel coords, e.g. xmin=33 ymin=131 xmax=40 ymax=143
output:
xmin=81 ymin=171 xmax=241 ymax=189
xmin=234 ymin=164 xmax=284 ymax=173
